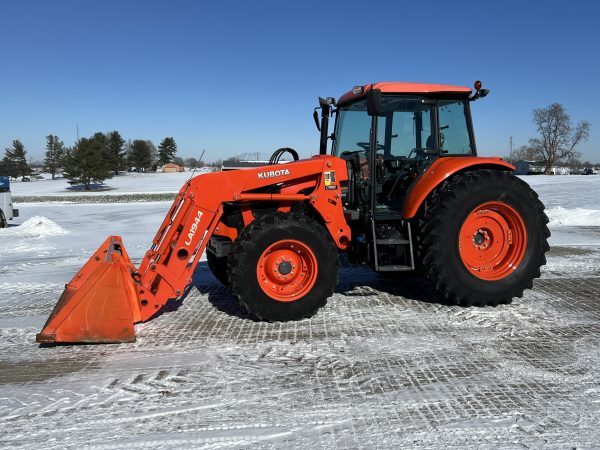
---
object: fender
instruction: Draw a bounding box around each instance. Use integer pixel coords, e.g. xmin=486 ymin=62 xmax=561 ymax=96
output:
xmin=402 ymin=157 xmax=515 ymax=219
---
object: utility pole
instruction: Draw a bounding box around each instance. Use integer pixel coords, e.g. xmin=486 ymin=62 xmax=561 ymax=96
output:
xmin=509 ymin=136 xmax=513 ymax=162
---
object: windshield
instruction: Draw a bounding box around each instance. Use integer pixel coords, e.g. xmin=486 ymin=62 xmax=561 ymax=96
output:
xmin=332 ymin=99 xmax=375 ymax=154
xmin=333 ymin=96 xmax=474 ymax=157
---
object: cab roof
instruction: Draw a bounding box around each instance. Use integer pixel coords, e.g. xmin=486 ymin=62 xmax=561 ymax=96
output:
xmin=337 ymin=82 xmax=472 ymax=105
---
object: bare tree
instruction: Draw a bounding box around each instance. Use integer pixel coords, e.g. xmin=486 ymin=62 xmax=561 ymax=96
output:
xmin=185 ymin=157 xmax=199 ymax=168
xmin=527 ymin=103 xmax=590 ymax=174
xmin=208 ymin=159 xmax=222 ymax=172
xmin=511 ymin=144 xmax=539 ymax=163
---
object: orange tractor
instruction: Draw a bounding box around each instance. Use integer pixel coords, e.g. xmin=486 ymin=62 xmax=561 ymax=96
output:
xmin=37 ymin=81 xmax=549 ymax=344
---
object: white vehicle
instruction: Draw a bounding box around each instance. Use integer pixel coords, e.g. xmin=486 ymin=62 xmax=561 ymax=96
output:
xmin=0 ymin=176 xmax=19 ymax=228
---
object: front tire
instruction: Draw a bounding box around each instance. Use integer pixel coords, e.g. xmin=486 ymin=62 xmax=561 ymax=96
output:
xmin=206 ymin=250 xmax=229 ymax=287
xmin=416 ymin=169 xmax=550 ymax=306
xmin=228 ymin=212 xmax=339 ymax=321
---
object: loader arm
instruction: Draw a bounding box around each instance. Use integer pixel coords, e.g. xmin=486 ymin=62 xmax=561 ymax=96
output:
xmin=37 ymin=155 xmax=350 ymax=343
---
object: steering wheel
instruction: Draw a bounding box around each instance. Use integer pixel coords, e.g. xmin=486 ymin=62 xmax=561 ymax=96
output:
xmin=356 ymin=142 xmax=384 ymax=152
xmin=407 ymin=148 xmax=439 ymax=160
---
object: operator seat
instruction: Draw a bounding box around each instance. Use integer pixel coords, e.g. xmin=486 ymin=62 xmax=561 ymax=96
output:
xmin=426 ymin=135 xmax=435 ymax=149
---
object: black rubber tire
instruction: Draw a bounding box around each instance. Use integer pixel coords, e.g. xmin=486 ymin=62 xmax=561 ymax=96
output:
xmin=0 ymin=210 xmax=6 ymax=229
xmin=415 ymin=169 xmax=550 ymax=306
xmin=228 ymin=212 xmax=339 ymax=321
xmin=206 ymin=250 xmax=229 ymax=287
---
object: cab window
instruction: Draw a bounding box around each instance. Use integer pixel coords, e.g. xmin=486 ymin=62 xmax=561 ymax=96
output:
xmin=384 ymin=98 xmax=434 ymax=158
xmin=438 ymin=100 xmax=473 ymax=155
xmin=333 ymin=99 xmax=386 ymax=155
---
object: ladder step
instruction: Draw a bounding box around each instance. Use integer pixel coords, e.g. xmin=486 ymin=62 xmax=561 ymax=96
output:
xmin=376 ymin=238 xmax=409 ymax=245
xmin=377 ymin=264 xmax=413 ymax=272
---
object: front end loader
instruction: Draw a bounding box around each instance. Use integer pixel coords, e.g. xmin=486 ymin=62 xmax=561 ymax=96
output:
xmin=37 ymin=156 xmax=351 ymax=343
xmin=37 ymin=81 xmax=549 ymax=344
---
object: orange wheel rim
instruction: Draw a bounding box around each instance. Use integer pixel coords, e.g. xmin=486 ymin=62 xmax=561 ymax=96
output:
xmin=256 ymin=239 xmax=318 ymax=302
xmin=458 ymin=201 xmax=527 ymax=281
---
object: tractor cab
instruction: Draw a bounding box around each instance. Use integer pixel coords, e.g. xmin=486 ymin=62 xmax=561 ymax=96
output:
xmin=315 ymin=82 xmax=489 ymax=270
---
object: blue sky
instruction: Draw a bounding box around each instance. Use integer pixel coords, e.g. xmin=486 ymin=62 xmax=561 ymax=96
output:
xmin=0 ymin=0 xmax=598 ymax=162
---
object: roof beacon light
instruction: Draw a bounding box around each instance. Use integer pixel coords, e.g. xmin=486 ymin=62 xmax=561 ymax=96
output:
xmin=469 ymin=80 xmax=490 ymax=102
xmin=352 ymin=85 xmax=364 ymax=95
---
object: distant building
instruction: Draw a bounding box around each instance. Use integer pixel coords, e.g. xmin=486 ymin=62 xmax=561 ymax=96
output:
xmin=161 ymin=163 xmax=185 ymax=173
xmin=514 ymin=160 xmax=572 ymax=175
xmin=514 ymin=160 xmax=531 ymax=175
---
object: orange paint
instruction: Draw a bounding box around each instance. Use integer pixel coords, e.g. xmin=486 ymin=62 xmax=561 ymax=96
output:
xmin=458 ymin=201 xmax=527 ymax=280
xmin=256 ymin=239 xmax=318 ymax=302
xmin=402 ymin=157 xmax=515 ymax=219
xmin=37 ymin=156 xmax=351 ymax=343
xmin=214 ymin=221 xmax=239 ymax=241
xmin=36 ymin=237 xmax=139 ymax=344
xmin=338 ymin=82 xmax=472 ymax=104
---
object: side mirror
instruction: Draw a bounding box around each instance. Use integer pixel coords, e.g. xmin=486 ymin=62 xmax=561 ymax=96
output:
xmin=469 ymin=80 xmax=491 ymax=102
xmin=366 ymin=88 xmax=383 ymax=116
xmin=313 ymin=109 xmax=321 ymax=131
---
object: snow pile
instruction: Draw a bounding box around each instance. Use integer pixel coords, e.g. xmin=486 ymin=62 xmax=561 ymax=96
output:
xmin=0 ymin=216 xmax=69 ymax=237
xmin=546 ymin=207 xmax=600 ymax=226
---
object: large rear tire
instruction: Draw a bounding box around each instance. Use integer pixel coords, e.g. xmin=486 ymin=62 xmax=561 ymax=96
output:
xmin=415 ymin=169 xmax=550 ymax=306
xmin=0 ymin=210 xmax=6 ymax=229
xmin=228 ymin=212 xmax=339 ymax=321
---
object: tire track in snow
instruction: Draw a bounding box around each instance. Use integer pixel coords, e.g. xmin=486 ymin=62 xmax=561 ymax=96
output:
xmin=1 ymin=250 xmax=600 ymax=448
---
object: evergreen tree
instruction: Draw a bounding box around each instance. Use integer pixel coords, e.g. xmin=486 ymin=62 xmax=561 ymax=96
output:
xmin=157 ymin=137 xmax=177 ymax=166
xmin=62 ymin=134 xmax=113 ymax=190
xmin=0 ymin=140 xmax=30 ymax=178
xmin=43 ymin=134 xmax=65 ymax=179
xmin=107 ymin=131 xmax=126 ymax=175
xmin=128 ymin=140 xmax=154 ymax=171
xmin=92 ymin=132 xmax=109 ymax=154
xmin=146 ymin=140 xmax=158 ymax=170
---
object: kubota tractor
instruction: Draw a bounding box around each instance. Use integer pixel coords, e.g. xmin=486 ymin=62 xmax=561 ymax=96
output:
xmin=37 ymin=81 xmax=549 ymax=344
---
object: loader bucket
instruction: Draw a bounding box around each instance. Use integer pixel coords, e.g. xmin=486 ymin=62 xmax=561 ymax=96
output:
xmin=36 ymin=236 xmax=141 ymax=344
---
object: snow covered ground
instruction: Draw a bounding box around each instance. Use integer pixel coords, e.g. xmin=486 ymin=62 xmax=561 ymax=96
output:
xmin=10 ymin=171 xmax=199 ymax=196
xmin=1 ymin=173 xmax=599 ymax=448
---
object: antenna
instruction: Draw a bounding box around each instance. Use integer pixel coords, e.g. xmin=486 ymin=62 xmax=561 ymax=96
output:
xmin=188 ymin=149 xmax=206 ymax=181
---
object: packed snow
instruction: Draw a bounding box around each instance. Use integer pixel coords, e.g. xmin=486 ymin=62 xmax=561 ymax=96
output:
xmin=0 ymin=171 xmax=598 ymax=448
xmin=0 ymin=216 xmax=69 ymax=238
xmin=10 ymin=170 xmax=205 ymax=197
xmin=546 ymin=206 xmax=600 ymax=226
xmin=520 ymin=174 xmax=600 ymax=210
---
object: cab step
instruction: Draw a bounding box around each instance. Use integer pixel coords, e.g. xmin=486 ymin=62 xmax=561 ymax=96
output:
xmin=377 ymin=264 xmax=413 ymax=272
xmin=376 ymin=238 xmax=409 ymax=245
